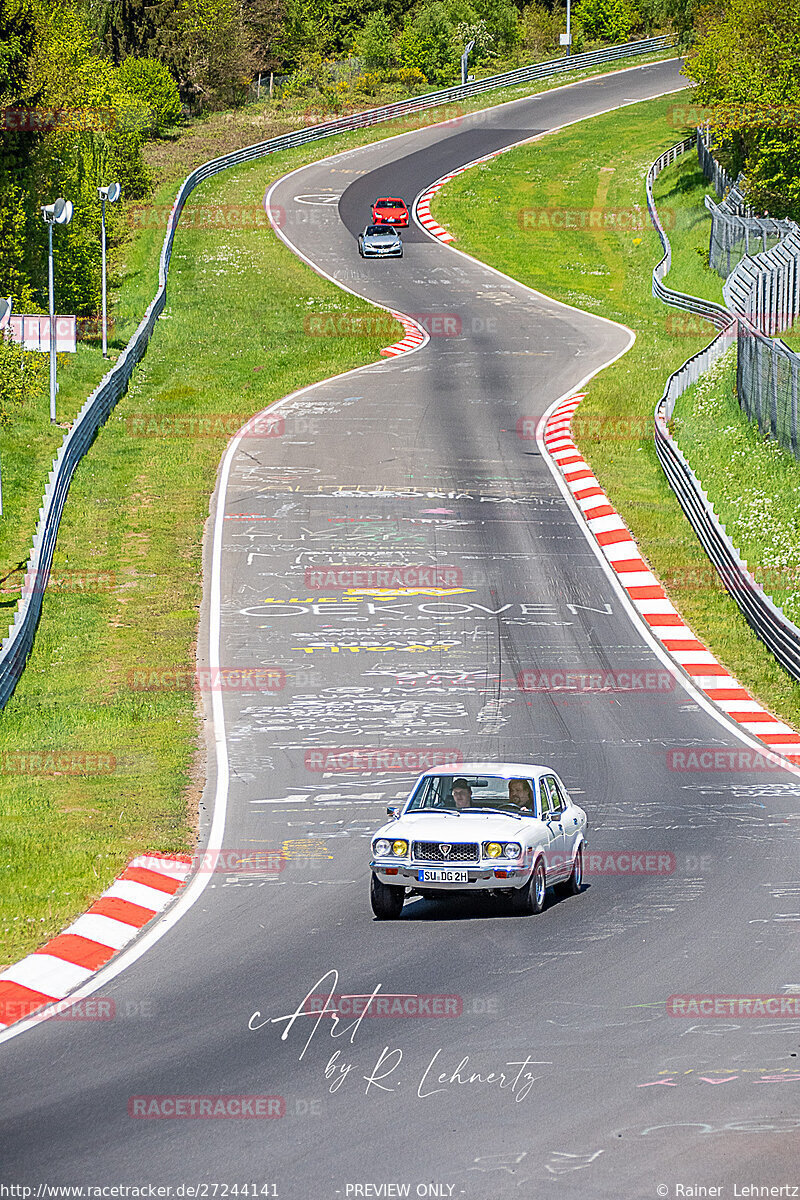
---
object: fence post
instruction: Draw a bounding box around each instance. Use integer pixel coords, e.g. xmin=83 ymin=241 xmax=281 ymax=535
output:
xmin=771 ymin=341 xmax=780 ymax=437
xmin=792 ymin=356 xmax=799 ymax=457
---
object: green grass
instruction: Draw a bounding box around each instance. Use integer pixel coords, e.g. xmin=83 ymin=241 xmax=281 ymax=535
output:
xmin=672 ymin=347 xmax=800 ymax=625
xmin=432 ymin=91 xmax=800 ymax=732
xmin=651 ymin=153 xmax=724 ymax=307
xmin=0 ymin=50 xmax=684 ymax=965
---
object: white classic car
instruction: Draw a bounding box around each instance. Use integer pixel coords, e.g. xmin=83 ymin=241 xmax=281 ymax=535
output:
xmin=369 ymin=762 xmax=587 ymax=919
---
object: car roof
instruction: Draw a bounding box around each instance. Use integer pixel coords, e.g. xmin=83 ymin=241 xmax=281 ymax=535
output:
xmin=364 ymin=225 xmax=400 ymax=234
xmin=375 ymin=197 xmax=405 ymax=204
xmin=419 ymin=762 xmax=556 ymax=779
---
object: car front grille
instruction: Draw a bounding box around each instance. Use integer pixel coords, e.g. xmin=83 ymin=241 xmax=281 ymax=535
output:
xmin=413 ymin=841 xmax=479 ymax=863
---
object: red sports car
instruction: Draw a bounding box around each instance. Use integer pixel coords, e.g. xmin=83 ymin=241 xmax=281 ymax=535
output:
xmin=371 ymin=197 xmax=409 ymax=227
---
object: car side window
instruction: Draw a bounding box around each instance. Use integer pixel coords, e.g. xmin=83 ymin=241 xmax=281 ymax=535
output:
xmin=548 ymin=777 xmax=566 ymax=814
xmin=539 ymin=780 xmax=551 ymax=818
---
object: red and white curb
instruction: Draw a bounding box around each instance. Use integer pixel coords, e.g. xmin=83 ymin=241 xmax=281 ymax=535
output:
xmin=380 ymin=310 xmax=427 ymax=357
xmin=0 ymin=852 xmax=192 ymax=1028
xmin=544 ymin=393 xmax=800 ymax=763
xmin=415 ymin=149 xmax=506 ymax=243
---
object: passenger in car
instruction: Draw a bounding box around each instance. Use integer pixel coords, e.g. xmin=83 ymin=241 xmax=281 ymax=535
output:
xmin=451 ymin=778 xmax=473 ymax=810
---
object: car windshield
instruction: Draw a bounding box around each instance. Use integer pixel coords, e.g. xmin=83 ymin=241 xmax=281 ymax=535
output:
xmin=377 ymin=200 xmax=404 ymax=208
xmin=406 ymin=774 xmax=535 ymax=814
xmin=366 ymin=225 xmax=397 ymax=236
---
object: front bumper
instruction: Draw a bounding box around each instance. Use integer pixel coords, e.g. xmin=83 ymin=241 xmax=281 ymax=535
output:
xmin=370 ymin=859 xmax=531 ymax=889
xmin=362 ymin=245 xmax=402 ymax=257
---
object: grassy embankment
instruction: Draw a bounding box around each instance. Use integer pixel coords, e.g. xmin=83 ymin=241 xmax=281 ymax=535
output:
xmin=432 ymin=92 xmax=800 ymax=731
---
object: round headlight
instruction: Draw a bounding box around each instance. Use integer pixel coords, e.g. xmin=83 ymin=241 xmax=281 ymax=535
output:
xmin=486 ymin=842 xmax=503 ymax=858
xmin=504 ymin=842 xmax=522 ymax=860
xmin=374 ymin=839 xmax=391 ymax=856
xmin=392 ymin=839 xmax=408 ymax=856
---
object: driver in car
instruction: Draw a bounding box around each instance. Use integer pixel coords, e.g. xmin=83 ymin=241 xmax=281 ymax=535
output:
xmin=451 ymin=778 xmax=473 ymax=810
xmin=508 ymin=778 xmax=534 ymax=810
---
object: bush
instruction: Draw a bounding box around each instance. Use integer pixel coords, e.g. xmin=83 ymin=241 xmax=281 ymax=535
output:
xmin=0 ymin=335 xmax=48 ymax=423
xmin=118 ymin=57 xmax=183 ymax=137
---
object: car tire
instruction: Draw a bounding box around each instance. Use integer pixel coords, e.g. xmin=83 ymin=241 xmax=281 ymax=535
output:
xmin=370 ymin=873 xmax=405 ymax=919
xmin=509 ymin=858 xmax=546 ymax=915
xmin=561 ymin=845 xmax=583 ymax=896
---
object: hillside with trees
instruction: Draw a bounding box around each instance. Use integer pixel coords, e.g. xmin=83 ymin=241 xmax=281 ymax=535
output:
xmin=0 ymin=0 xmax=693 ymax=336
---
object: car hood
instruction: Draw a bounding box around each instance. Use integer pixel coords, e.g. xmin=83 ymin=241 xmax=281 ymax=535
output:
xmin=365 ymin=234 xmax=400 ymax=243
xmin=374 ymin=812 xmax=530 ymax=842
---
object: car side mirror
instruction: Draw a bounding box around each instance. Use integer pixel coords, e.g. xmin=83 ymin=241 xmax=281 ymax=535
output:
xmin=387 ymin=805 xmax=401 ymax=819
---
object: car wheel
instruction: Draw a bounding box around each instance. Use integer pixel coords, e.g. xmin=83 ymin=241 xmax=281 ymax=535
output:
xmin=562 ymin=845 xmax=583 ymax=896
xmin=509 ymin=858 xmax=546 ymax=915
xmin=370 ymin=873 xmax=405 ymax=919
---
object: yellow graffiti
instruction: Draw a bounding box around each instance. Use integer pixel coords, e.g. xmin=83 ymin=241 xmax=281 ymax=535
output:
xmin=343 ymin=587 xmax=475 ymax=598
xmin=293 ymin=643 xmax=458 ymax=654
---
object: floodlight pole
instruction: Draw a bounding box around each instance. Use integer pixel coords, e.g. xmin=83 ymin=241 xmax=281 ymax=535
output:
xmin=42 ymin=198 xmax=72 ymax=424
xmin=98 ymin=183 xmax=120 ymax=358
xmin=566 ymin=0 xmax=571 ymax=56
xmin=100 ymin=192 xmax=108 ymax=357
xmin=461 ymin=40 xmax=475 ymax=87
xmin=0 ymin=297 xmax=10 ymax=516
xmin=47 ymin=220 xmax=56 ymax=423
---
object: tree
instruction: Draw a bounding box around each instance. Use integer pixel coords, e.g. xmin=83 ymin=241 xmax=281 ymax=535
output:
xmin=573 ymin=0 xmax=638 ymax=41
xmin=684 ymin=0 xmax=800 ymax=217
xmin=118 ymin=56 xmax=182 ymax=134
xmin=473 ymin=0 xmax=520 ymax=50
xmin=398 ymin=1 xmax=458 ymax=83
xmin=162 ymin=0 xmax=255 ymax=108
xmin=354 ymin=10 xmax=396 ymax=71
xmin=0 ymin=0 xmax=39 ymax=308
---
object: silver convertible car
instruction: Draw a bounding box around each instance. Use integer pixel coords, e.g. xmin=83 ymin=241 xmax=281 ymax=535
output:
xmin=369 ymin=762 xmax=587 ymax=919
xmin=358 ymin=224 xmax=403 ymax=258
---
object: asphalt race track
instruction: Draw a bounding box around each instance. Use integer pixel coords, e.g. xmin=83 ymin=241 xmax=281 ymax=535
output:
xmin=2 ymin=58 xmax=800 ymax=1198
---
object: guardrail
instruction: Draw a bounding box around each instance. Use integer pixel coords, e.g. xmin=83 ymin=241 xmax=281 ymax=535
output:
xmin=647 ymin=137 xmax=800 ymax=682
xmin=647 ymin=135 xmax=732 ymax=331
xmin=696 ymin=125 xmax=735 ymax=198
xmin=0 ymin=35 xmax=678 ymax=709
xmin=654 ymin=356 xmax=800 ymax=683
